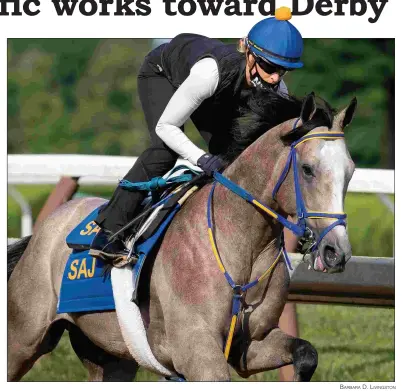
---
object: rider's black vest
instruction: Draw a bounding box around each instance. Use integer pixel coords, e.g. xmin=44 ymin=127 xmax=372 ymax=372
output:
xmin=147 ymin=34 xmax=246 ymax=155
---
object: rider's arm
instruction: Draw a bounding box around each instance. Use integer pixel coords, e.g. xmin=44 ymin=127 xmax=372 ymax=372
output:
xmin=155 ymin=57 xmax=219 ymax=166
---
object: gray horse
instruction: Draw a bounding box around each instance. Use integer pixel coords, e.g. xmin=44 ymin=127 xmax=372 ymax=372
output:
xmin=8 ymin=92 xmax=357 ymax=381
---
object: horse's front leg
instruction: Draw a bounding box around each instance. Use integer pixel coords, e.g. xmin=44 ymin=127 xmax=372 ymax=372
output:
xmin=233 ymin=327 xmax=318 ymax=381
xmin=171 ymin=332 xmax=231 ymax=381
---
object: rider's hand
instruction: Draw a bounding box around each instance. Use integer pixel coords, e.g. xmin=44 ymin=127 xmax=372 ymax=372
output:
xmin=197 ymin=153 xmax=225 ymax=177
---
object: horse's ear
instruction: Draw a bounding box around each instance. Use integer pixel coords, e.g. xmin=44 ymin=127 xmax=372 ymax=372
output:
xmin=300 ymin=92 xmax=317 ymax=122
xmin=280 ymin=92 xmax=317 ymax=145
xmin=333 ymin=97 xmax=358 ymax=131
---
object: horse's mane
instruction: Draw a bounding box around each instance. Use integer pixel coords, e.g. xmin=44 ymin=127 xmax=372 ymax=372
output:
xmin=223 ymin=88 xmax=336 ymax=162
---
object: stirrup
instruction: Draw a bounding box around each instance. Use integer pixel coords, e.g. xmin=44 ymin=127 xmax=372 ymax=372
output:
xmin=89 ymin=248 xmax=135 ymax=268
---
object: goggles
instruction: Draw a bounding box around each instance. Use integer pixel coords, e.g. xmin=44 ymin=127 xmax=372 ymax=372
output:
xmin=253 ymin=54 xmax=290 ymax=77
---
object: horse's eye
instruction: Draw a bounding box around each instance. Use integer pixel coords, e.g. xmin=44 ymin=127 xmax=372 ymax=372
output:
xmin=302 ymin=164 xmax=314 ymax=177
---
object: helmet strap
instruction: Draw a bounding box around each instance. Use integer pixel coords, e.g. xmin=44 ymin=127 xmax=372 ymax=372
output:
xmin=249 ymin=63 xmax=277 ymax=91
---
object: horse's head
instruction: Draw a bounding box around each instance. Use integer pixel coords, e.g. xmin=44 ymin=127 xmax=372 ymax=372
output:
xmin=274 ymin=93 xmax=357 ymax=273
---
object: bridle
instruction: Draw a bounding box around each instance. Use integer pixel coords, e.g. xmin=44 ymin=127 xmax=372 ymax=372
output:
xmin=211 ymin=128 xmax=347 ymax=258
xmin=207 ymin=125 xmax=347 ymax=359
xmin=271 ymin=128 xmax=347 ymax=255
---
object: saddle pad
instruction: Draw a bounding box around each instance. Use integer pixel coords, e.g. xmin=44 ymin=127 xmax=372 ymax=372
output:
xmin=58 ymin=203 xmax=184 ymax=312
xmin=57 ymin=250 xmax=115 ymax=313
xmin=58 ymin=262 xmax=175 ymax=377
xmin=66 ymin=204 xmax=107 ymax=250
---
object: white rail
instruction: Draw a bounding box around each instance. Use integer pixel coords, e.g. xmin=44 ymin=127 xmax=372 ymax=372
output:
xmin=7 ymin=186 xmax=33 ymax=237
xmin=7 ymin=154 xmax=395 ymax=194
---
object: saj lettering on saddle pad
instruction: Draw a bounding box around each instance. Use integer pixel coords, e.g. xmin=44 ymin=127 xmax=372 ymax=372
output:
xmin=67 ymin=255 xmax=98 ymax=280
xmin=66 ymin=203 xmax=106 ymax=250
xmin=57 ymin=250 xmax=115 ymax=314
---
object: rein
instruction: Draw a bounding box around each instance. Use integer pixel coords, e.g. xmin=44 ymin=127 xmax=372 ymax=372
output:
xmin=207 ymin=130 xmax=347 ymax=360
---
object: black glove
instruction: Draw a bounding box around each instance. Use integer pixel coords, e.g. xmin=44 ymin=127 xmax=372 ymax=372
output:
xmin=197 ymin=153 xmax=225 ymax=177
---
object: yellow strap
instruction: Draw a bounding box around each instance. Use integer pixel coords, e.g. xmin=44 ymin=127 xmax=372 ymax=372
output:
xmin=177 ymin=185 xmax=199 ymax=205
xmin=258 ymin=249 xmax=283 ymax=282
xmin=224 ymin=315 xmax=238 ymax=360
xmin=208 ymin=228 xmax=225 ymax=273
xmin=306 ymin=131 xmax=343 ymax=136
xmin=307 ymin=210 xmax=345 ymax=215
xmin=307 ymin=216 xmax=338 ymax=220
xmin=252 ymin=200 xmax=278 ymax=219
xmin=295 ymin=135 xmax=344 ymax=148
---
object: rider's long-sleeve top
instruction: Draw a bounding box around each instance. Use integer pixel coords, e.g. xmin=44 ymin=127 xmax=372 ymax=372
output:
xmin=155 ymin=57 xmax=288 ymax=166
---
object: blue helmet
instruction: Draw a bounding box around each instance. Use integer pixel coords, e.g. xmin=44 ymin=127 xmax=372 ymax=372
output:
xmin=247 ymin=7 xmax=304 ymax=69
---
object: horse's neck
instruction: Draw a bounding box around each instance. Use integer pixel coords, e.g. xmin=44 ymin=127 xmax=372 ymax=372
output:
xmin=211 ymin=129 xmax=289 ymax=283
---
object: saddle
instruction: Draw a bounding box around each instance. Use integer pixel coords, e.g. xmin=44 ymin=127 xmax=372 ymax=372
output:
xmin=67 ymin=166 xmax=203 ymax=253
xmin=58 ymin=166 xmax=205 ymax=313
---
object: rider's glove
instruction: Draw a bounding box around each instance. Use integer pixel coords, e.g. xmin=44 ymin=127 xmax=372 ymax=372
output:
xmin=197 ymin=153 xmax=225 ymax=177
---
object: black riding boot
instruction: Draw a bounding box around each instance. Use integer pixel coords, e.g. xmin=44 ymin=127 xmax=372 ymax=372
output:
xmin=91 ymin=145 xmax=178 ymax=261
xmin=89 ymin=187 xmax=146 ymax=262
xmin=90 ymin=158 xmax=150 ymax=261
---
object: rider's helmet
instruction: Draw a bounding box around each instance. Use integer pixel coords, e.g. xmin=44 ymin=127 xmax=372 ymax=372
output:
xmin=246 ymin=7 xmax=304 ymax=69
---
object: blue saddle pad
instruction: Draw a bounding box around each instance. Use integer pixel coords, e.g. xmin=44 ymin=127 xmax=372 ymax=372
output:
xmin=59 ymin=203 xmax=115 ymax=313
xmin=59 ymin=202 xmax=185 ymax=312
xmin=57 ymin=249 xmax=115 ymax=313
xmin=66 ymin=203 xmax=107 ymax=250
xmin=59 ymin=172 xmax=199 ymax=313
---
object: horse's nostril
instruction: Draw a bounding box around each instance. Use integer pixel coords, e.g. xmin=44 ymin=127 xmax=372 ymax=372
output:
xmin=324 ymin=245 xmax=339 ymax=267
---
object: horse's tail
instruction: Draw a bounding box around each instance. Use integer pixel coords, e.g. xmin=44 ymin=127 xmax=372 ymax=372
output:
xmin=7 ymin=236 xmax=32 ymax=280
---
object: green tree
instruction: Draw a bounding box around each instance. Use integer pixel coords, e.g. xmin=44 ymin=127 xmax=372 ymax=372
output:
xmin=8 ymin=38 xmax=394 ymax=168
xmin=286 ymin=38 xmax=394 ymax=168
